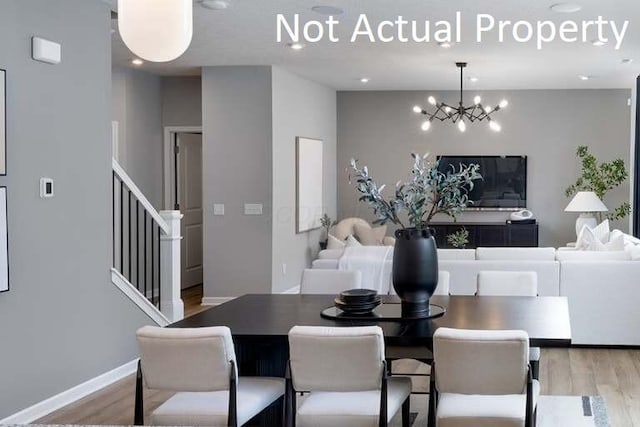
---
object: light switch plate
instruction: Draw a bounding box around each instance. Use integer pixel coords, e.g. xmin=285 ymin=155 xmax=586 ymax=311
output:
xmin=213 ymin=203 xmax=225 ymax=216
xmin=40 ymin=177 xmax=54 ymax=198
xmin=244 ymin=203 xmax=263 ymax=215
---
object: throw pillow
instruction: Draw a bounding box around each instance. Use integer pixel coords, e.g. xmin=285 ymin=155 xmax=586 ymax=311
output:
xmin=605 ymin=234 xmax=625 ymax=251
xmin=630 ymin=245 xmax=640 ymax=261
xmin=353 ymin=223 xmax=387 ymax=246
xmin=591 ymin=219 xmax=611 ymax=243
xmin=345 ymin=234 xmax=363 ymax=247
xmin=326 ymin=234 xmax=346 ymax=250
xmin=576 ymin=220 xmax=611 ymax=251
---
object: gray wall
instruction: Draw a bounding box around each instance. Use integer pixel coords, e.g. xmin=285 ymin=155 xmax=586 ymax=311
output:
xmin=202 ymin=67 xmax=273 ymax=297
xmin=271 ymin=67 xmax=337 ymax=293
xmin=0 ymin=0 xmax=152 ymax=418
xmin=338 ymin=90 xmax=631 ymax=247
xmin=112 ymin=66 xmax=163 ymax=208
xmin=162 ymin=76 xmax=202 ymax=127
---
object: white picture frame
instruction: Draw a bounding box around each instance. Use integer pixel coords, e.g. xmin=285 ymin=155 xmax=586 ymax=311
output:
xmin=0 ymin=187 xmax=8 ymax=293
xmin=296 ymin=137 xmax=323 ymax=233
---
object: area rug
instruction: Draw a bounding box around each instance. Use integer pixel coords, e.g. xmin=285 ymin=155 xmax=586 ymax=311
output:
xmin=538 ymin=395 xmax=610 ymax=427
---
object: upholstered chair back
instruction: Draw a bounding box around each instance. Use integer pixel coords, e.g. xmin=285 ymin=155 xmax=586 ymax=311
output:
xmin=477 ymin=271 xmax=538 ymax=296
xmin=136 ymin=326 xmax=237 ymax=392
xmin=299 ymin=269 xmax=363 ymax=294
xmin=434 ymin=328 xmax=529 ymax=395
xmin=333 ymin=217 xmax=371 ymax=241
xmin=288 ymin=325 xmax=385 ymax=392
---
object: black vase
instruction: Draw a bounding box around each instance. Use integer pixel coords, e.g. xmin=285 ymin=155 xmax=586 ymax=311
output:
xmin=392 ymin=227 xmax=439 ymax=316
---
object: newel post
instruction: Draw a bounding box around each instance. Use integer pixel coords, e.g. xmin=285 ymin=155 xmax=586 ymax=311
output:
xmin=159 ymin=210 xmax=184 ymax=322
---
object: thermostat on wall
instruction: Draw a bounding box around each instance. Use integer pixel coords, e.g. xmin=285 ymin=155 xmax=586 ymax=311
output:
xmin=40 ymin=178 xmax=54 ymax=198
xmin=32 ymin=37 xmax=62 ymax=65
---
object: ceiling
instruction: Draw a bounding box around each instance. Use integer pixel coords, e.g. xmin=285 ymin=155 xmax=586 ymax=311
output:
xmin=109 ymin=0 xmax=640 ymax=90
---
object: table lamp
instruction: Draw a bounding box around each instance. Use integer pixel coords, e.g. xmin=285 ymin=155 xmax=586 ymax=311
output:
xmin=564 ymin=191 xmax=608 ymax=237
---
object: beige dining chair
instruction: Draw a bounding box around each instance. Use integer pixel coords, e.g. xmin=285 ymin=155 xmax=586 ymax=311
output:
xmin=135 ymin=325 xmax=284 ymax=426
xmin=430 ymin=327 xmax=539 ymax=427
xmin=286 ymin=325 xmax=412 ymax=427
xmin=476 ymin=270 xmax=541 ymax=379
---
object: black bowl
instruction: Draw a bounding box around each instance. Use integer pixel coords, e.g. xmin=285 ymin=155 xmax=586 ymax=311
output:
xmin=334 ymin=297 xmax=382 ymax=313
xmin=339 ymin=288 xmax=378 ymax=304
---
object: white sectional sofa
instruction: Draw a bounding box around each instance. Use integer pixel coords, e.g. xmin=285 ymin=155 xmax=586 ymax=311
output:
xmin=312 ymin=246 xmax=640 ymax=346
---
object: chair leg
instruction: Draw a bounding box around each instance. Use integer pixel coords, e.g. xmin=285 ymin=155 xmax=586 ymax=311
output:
xmin=134 ymin=360 xmax=144 ymax=426
xmin=531 ymin=359 xmax=540 ymax=380
xmin=427 ymin=362 xmax=437 ymax=427
xmin=402 ymin=397 xmax=410 ymax=427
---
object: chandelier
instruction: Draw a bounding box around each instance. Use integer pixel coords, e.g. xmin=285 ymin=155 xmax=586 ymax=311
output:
xmin=413 ymin=62 xmax=508 ymax=133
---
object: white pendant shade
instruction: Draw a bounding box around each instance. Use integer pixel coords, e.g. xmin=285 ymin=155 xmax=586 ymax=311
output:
xmin=564 ymin=191 xmax=608 ymax=212
xmin=118 ymin=0 xmax=193 ymax=63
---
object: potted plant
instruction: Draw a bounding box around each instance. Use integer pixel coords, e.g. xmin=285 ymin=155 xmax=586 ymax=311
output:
xmin=319 ymin=214 xmax=337 ymax=250
xmin=350 ymin=153 xmax=481 ymax=315
xmin=447 ymin=227 xmax=470 ymax=249
xmin=565 ymin=145 xmax=631 ymax=221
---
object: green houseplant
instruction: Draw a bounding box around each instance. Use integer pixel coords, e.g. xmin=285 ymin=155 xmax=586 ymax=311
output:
xmin=565 ymin=145 xmax=631 ymax=221
xmin=447 ymin=227 xmax=470 ymax=249
xmin=350 ymin=153 xmax=481 ymax=315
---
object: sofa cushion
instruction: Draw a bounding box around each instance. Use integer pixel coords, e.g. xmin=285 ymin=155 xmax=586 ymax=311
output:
xmin=345 ymin=235 xmax=363 ymax=247
xmin=354 ymin=223 xmax=387 ymax=246
xmin=327 ymin=234 xmax=346 ymax=250
xmin=556 ymin=250 xmax=631 ymax=261
xmin=476 ymin=247 xmax=556 ymax=261
xmin=438 ymin=249 xmax=476 ymax=261
xmin=318 ymin=249 xmax=344 ymax=260
xmin=629 ymin=245 xmax=640 ymax=261
xmin=576 ymin=220 xmax=610 ymax=250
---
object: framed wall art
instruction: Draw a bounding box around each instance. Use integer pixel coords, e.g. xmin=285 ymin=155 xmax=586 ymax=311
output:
xmin=0 ymin=187 xmax=8 ymax=292
xmin=296 ymin=137 xmax=323 ymax=233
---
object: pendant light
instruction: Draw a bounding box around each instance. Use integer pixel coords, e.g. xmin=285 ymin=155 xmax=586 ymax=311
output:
xmin=413 ymin=62 xmax=508 ymax=132
xmin=118 ymin=0 xmax=193 ymax=63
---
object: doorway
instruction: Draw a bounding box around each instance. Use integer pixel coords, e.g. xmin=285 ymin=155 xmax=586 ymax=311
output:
xmin=164 ymin=126 xmax=203 ymax=290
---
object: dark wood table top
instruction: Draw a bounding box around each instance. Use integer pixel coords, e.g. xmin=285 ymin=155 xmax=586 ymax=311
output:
xmin=172 ymin=294 xmax=572 ymax=347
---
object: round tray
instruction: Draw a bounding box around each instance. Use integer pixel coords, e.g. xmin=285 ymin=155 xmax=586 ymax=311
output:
xmin=321 ymin=303 xmax=446 ymax=321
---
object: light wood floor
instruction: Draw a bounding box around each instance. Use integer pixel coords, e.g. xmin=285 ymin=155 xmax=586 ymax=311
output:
xmin=35 ymin=290 xmax=640 ymax=426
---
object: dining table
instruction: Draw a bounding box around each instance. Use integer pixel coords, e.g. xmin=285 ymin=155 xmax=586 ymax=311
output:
xmin=170 ymin=293 xmax=572 ymax=426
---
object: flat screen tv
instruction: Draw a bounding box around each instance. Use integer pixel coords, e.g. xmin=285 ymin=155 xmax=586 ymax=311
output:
xmin=437 ymin=155 xmax=527 ymax=210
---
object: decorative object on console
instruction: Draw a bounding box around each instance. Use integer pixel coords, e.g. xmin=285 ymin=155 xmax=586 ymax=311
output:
xmin=565 ymin=145 xmax=630 ymax=221
xmin=118 ymin=0 xmax=193 ymax=62
xmin=296 ymin=137 xmax=323 ymax=233
xmin=510 ymin=209 xmax=535 ymax=222
xmin=446 ymin=227 xmax=469 ymax=248
xmin=350 ymin=153 xmax=481 ymax=316
xmin=412 ymin=62 xmax=507 ymax=132
xmin=319 ymin=213 xmax=337 ymax=250
xmin=565 ymin=191 xmax=608 ymax=238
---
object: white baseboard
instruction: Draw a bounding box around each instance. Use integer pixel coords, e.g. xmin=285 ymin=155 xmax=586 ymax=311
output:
xmin=201 ymin=296 xmax=235 ymax=306
xmin=0 ymin=359 xmax=138 ymax=424
xmin=282 ymin=285 xmax=300 ymax=294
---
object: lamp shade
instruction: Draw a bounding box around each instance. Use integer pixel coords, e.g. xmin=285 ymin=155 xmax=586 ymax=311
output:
xmin=118 ymin=0 xmax=193 ymax=63
xmin=564 ymin=191 xmax=608 ymax=213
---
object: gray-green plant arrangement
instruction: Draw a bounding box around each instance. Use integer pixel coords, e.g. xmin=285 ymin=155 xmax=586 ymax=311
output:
xmin=319 ymin=213 xmax=338 ymax=249
xmin=447 ymin=227 xmax=470 ymax=248
xmin=349 ymin=153 xmax=482 ymax=229
xmin=565 ymin=145 xmax=630 ymax=221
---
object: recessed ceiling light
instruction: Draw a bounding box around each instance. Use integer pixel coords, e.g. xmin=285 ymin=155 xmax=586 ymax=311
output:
xmin=131 ymin=58 xmax=144 ymax=66
xmin=468 ymin=76 xmax=479 ymax=83
xmin=438 ymin=41 xmax=452 ymax=48
xmin=360 ymin=77 xmax=370 ymax=84
xmin=311 ymin=5 xmax=344 ymax=15
xmin=591 ymin=39 xmax=605 ymax=47
xmin=578 ymin=75 xmax=591 ymax=81
xmin=550 ymin=3 xmax=582 ymax=13
xmin=199 ymin=0 xmax=229 ymax=10
xmin=287 ymin=42 xmax=305 ymax=50
xmin=622 ymin=58 xmax=634 ymax=64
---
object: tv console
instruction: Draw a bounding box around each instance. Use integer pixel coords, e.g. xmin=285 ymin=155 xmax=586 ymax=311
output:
xmin=430 ymin=222 xmax=539 ymax=249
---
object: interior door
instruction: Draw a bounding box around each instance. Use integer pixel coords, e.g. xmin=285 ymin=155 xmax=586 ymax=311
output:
xmin=177 ymin=132 xmax=203 ymax=289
